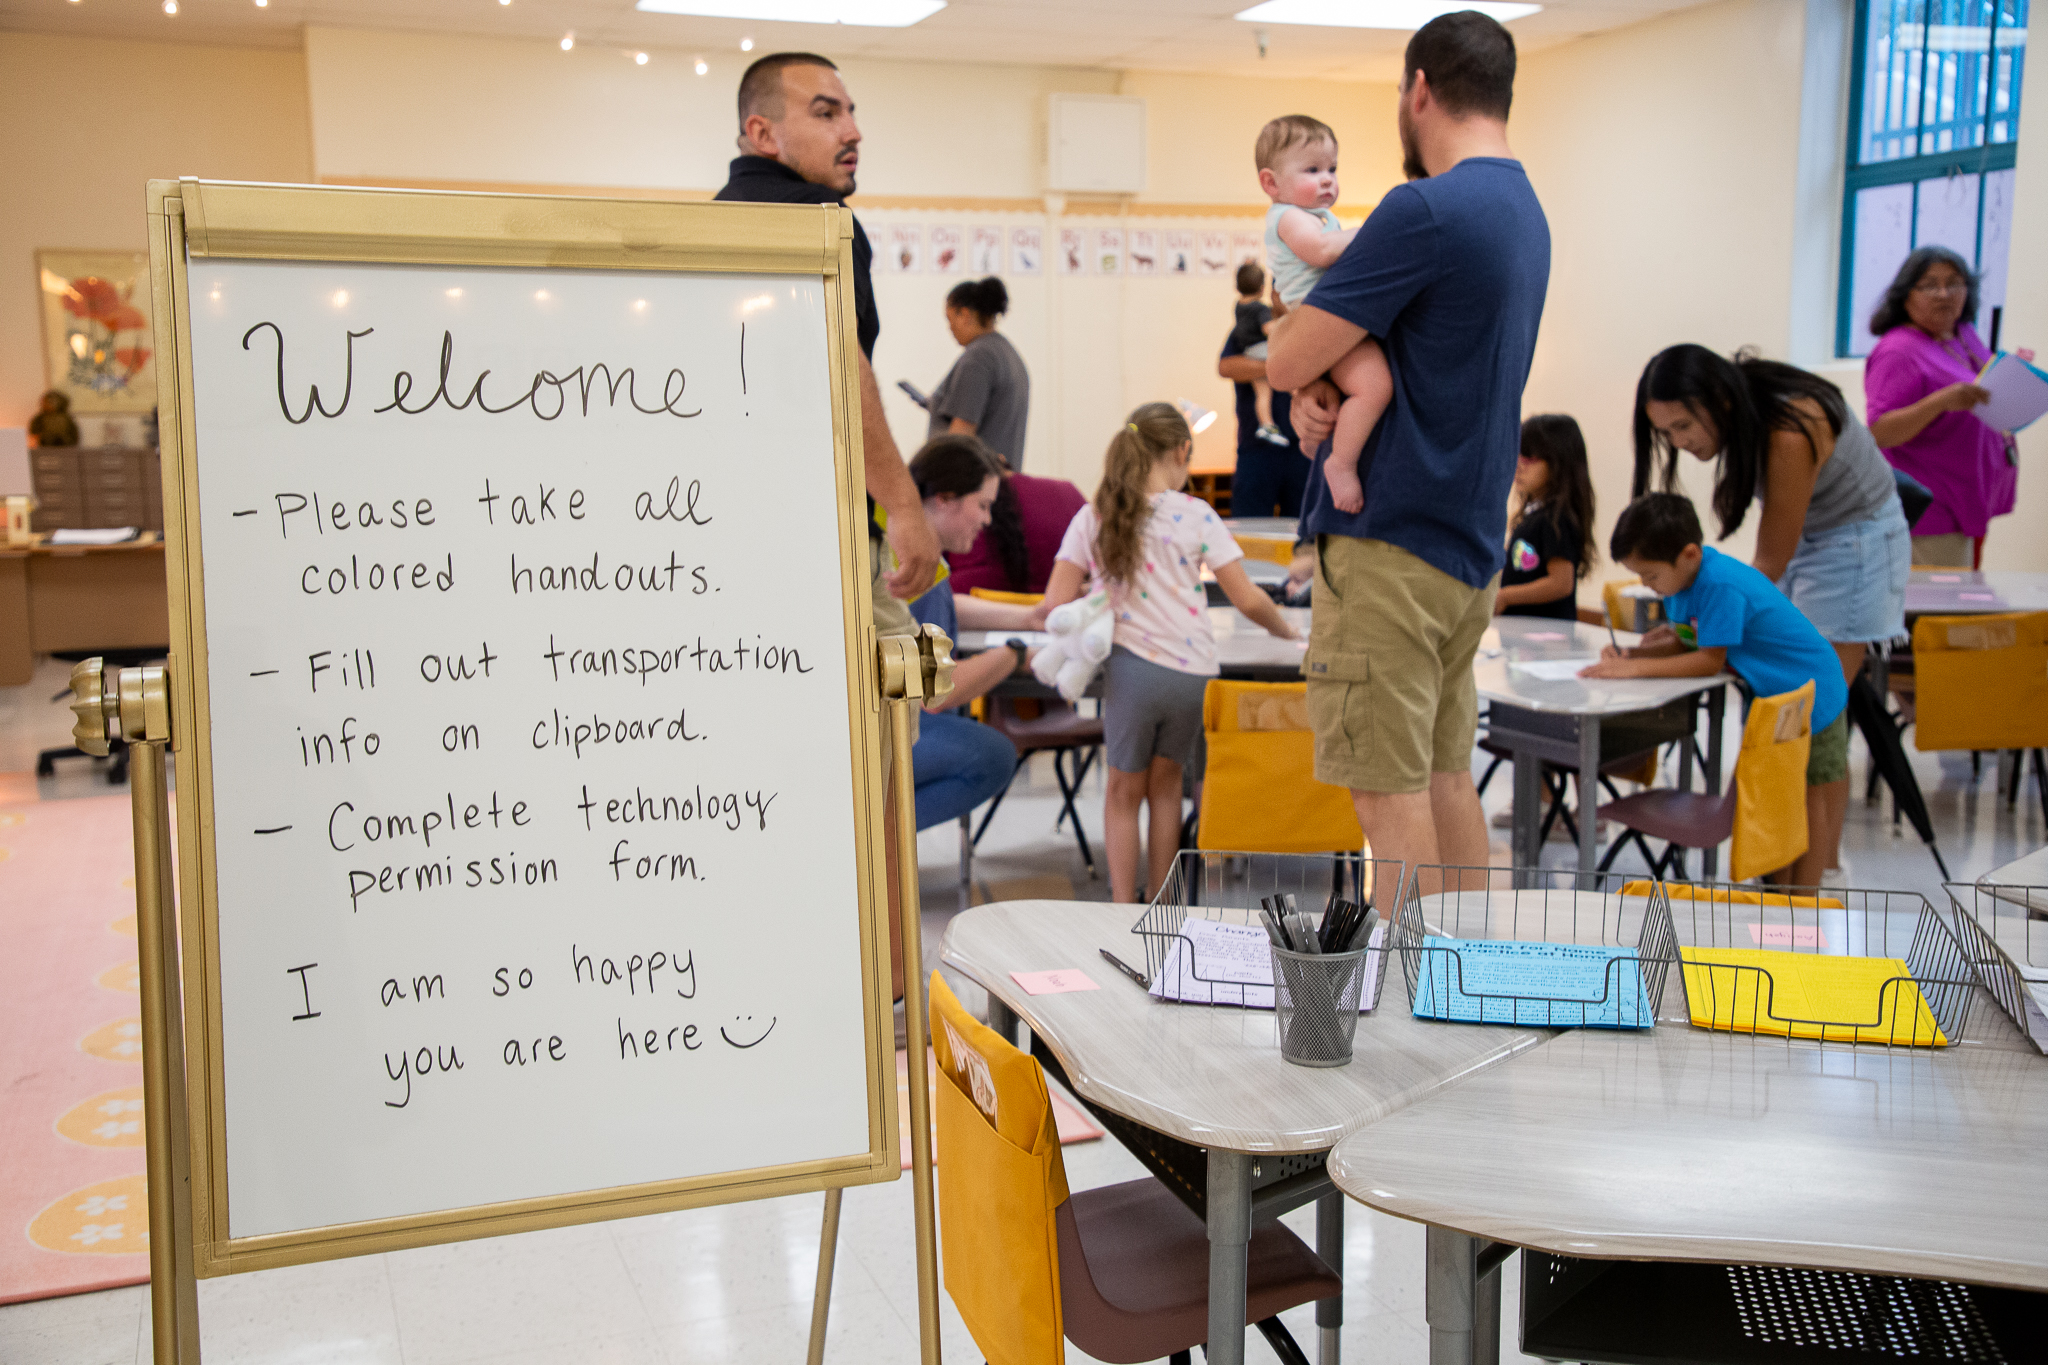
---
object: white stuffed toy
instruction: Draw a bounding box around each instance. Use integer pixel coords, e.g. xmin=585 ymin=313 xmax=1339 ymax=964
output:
xmin=1030 ymin=591 xmax=1114 ymax=701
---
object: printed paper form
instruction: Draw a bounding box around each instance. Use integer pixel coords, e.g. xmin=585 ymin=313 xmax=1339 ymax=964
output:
xmin=1974 ymin=352 xmax=2048 ymax=433
xmin=1411 ymin=937 xmax=1655 ymax=1028
xmin=1677 ymin=947 xmax=1947 ymax=1045
xmin=1149 ymin=916 xmax=1385 ymax=1012
xmin=1510 ymin=658 xmax=1602 ymax=683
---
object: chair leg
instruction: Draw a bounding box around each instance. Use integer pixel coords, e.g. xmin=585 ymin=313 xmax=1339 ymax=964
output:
xmin=1254 ymin=1316 xmax=1313 ymax=1365
xmin=1050 ymin=749 xmax=1096 ymax=875
xmin=958 ymin=812 xmax=972 ymax=889
xmin=970 ymin=758 xmax=1025 ymax=847
xmin=2008 ymin=750 xmax=2025 ymax=807
xmin=1476 ymin=752 xmax=1504 ymax=798
xmin=1169 ymin=1354 xmax=1191 ymax=1365
xmin=2034 ymin=750 xmax=2048 ymax=830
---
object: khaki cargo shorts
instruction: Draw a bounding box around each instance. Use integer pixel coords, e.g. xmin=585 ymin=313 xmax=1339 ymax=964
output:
xmin=872 ymin=536 xmax=920 ymax=746
xmin=1303 ymin=536 xmax=1498 ymax=794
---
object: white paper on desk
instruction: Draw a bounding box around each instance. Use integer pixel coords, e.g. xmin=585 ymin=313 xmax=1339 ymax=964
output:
xmin=49 ymin=526 xmax=139 ymax=545
xmin=1150 ymin=917 xmax=1384 ymax=1012
xmin=1974 ymin=353 xmax=2048 ymax=434
xmin=1510 ymin=657 xmax=1600 ymax=682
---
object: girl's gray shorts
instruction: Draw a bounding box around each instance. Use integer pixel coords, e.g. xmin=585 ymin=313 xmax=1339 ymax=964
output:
xmin=1103 ymin=646 xmax=1210 ymax=775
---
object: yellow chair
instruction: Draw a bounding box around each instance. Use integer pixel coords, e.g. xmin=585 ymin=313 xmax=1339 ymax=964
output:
xmin=1601 ymin=576 xmax=1653 ymax=632
xmin=970 ymin=587 xmax=1045 ymax=606
xmin=929 ymin=974 xmax=1339 ymax=1365
xmin=1912 ymin=611 xmax=2048 ymax=824
xmin=1196 ymin=680 xmax=1363 ymax=854
xmin=1596 ymin=682 xmax=1814 ymax=883
xmin=1231 ymin=534 xmax=1297 ymax=568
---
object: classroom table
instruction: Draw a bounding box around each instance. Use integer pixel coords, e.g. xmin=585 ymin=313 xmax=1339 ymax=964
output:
xmin=1222 ymin=517 xmax=1299 ymax=541
xmin=0 ymin=538 xmax=169 ymax=685
xmin=957 ymin=605 xmax=1311 ymax=689
xmin=1477 ymin=616 xmax=1732 ymax=881
xmin=1327 ymin=1014 xmax=2045 ymax=1361
xmin=1904 ymin=568 xmax=2048 ymax=619
xmin=939 ymin=899 xmax=1547 ymax=1365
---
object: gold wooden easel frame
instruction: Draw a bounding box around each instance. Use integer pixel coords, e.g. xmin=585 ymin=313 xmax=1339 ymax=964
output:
xmin=107 ymin=178 xmax=946 ymax=1363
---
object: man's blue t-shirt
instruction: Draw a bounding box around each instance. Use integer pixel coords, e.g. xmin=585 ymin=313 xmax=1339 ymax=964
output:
xmin=1663 ymin=547 xmax=1847 ymax=730
xmin=1300 ymin=157 xmax=1550 ymax=589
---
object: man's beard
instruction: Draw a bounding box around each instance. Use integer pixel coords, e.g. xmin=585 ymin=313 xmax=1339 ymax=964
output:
xmin=1398 ymin=108 xmax=1427 ymax=181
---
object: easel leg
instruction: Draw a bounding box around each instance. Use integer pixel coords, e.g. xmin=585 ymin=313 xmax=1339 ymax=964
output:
xmin=133 ymin=739 xmax=200 ymax=1364
xmin=805 ymin=1187 xmax=845 ymax=1365
xmin=890 ymin=699 xmax=944 ymax=1365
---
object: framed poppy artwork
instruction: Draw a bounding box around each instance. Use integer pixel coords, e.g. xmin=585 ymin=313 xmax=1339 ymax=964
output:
xmin=37 ymin=249 xmax=156 ymax=412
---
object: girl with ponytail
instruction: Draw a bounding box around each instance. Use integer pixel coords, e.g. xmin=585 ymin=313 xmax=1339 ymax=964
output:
xmin=1039 ymin=402 xmax=1300 ymax=902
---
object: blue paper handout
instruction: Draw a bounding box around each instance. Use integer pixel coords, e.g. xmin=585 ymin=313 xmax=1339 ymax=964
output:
xmin=1412 ymin=935 xmax=1656 ymax=1029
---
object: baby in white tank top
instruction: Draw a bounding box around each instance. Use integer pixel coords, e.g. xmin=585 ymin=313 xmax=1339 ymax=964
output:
xmin=1255 ymin=115 xmax=1393 ymax=514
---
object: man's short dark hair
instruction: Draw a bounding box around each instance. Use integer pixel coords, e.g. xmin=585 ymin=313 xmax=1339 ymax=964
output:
xmin=1404 ymin=12 xmax=1516 ymax=120
xmin=737 ymin=52 xmax=838 ymax=128
xmin=1610 ymin=493 xmax=1703 ymax=565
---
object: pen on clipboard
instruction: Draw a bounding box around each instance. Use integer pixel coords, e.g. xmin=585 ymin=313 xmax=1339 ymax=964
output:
xmin=1606 ymin=619 xmax=1620 ymax=655
xmin=1098 ymin=949 xmax=1150 ymax=990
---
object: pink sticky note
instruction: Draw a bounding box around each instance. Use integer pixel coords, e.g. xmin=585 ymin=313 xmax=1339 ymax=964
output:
xmin=1929 ymin=574 xmax=1962 ymax=583
xmin=1524 ymin=631 xmax=1567 ymax=641
xmin=1960 ymin=592 xmax=1997 ymax=602
xmin=1748 ymin=924 xmax=1827 ymax=948
xmin=1010 ymin=969 xmax=1101 ymax=996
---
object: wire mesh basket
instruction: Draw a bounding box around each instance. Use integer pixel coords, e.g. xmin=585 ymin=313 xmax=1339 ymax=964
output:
xmin=1130 ymin=850 xmax=1402 ymax=1011
xmin=1392 ymin=866 xmax=1677 ymax=1029
xmin=1661 ymin=881 xmax=1978 ymax=1047
xmin=1943 ymin=880 xmax=2048 ymax=1053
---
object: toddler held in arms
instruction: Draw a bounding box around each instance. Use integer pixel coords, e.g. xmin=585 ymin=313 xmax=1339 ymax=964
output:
xmin=1228 ymin=262 xmax=1288 ymax=446
xmin=1256 ymin=114 xmax=1393 ymax=514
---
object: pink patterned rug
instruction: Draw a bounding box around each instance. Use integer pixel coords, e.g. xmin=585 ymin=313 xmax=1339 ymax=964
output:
xmin=0 ymin=787 xmax=150 ymax=1303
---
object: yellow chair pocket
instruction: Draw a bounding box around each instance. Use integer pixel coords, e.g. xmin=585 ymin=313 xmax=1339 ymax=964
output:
xmin=1729 ymin=682 xmax=1812 ymax=883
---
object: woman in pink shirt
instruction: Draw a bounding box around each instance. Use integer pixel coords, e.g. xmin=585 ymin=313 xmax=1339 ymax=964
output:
xmin=1864 ymin=247 xmax=2033 ymax=568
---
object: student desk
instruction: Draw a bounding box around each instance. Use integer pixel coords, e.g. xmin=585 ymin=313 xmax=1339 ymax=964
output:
xmin=939 ymin=898 xmax=1546 ymax=1365
xmin=1477 ymin=616 xmax=1732 ymax=881
xmin=0 ymin=539 xmax=170 ymax=685
xmin=957 ymin=605 xmax=1312 ymax=689
xmin=1326 ymin=1004 xmax=2046 ymax=1363
xmin=1904 ymin=568 xmax=2048 ymax=619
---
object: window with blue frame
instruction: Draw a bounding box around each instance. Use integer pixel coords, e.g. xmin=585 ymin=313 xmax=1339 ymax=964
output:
xmin=1838 ymin=0 xmax=2027 ymax=357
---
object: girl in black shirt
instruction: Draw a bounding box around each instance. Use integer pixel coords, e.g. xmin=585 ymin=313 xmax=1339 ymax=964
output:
xmin=1496 ymin=414 xmax=1596 ymax=620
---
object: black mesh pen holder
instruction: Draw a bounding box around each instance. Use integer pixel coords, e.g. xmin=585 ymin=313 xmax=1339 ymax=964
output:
xmin=1270 ymin=944 xmax=1369 ymax=1066
xmin=1392 ymin=867 xmax=1678 ymax=1029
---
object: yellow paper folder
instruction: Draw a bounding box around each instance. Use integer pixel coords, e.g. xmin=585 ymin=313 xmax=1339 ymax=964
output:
xmin=1677 ymin=947 xmax=1947 ymax=1046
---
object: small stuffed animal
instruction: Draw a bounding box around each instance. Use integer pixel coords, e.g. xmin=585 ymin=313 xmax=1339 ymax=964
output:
xmin=1030 ymin=591 xmax=1113 ymax=701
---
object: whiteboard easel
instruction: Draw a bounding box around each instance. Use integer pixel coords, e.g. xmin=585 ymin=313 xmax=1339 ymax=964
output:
xmin=103 ymin=177 xmax=944 ymax=1363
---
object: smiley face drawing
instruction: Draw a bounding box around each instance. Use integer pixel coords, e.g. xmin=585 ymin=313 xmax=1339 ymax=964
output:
xmin=720 ymin=1015 xmax=777 ymax=1049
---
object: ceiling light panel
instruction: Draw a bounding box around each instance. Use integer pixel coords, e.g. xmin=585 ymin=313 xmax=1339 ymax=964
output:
xmin=635 ymin=0 xmax=946 ymax=27
xmin=1235 ymin=0 xmax=1540 ymax=29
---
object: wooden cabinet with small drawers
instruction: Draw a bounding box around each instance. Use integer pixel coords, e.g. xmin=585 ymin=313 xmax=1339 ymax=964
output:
xmin=29 ymin=446 xmax=164 ymax=533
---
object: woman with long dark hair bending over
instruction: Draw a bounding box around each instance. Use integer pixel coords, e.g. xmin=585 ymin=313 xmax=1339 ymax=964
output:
xmin=1633 ymin=345 xmax=1910 ymax=886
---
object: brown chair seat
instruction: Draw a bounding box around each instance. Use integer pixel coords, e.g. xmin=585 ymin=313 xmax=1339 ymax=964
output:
xmin=986 ymin=703 xmax=1105 ymax=754
xmin=1054 ymin=1177 xmax=1340 ymax=1364
xmin=1596 ymin=788 xmax=1735 ymax=849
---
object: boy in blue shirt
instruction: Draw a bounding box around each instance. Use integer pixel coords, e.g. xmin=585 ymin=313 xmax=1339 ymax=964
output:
xmin=1582 ymin=493 xmax=1849 ymax=888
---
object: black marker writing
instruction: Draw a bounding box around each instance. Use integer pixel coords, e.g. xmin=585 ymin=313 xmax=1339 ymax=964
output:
xmin=243 ymin=322 xmax=370 ymax=424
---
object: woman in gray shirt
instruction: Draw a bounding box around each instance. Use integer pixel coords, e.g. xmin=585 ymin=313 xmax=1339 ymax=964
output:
xmin=929 ymin=277 xmax=1030 ymax=469
xmin=1632 ymin=344 xmax=1909 ymax=681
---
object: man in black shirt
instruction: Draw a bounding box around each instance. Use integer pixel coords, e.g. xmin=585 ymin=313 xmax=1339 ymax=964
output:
xmin=715 ymin=52 xmax=939 ymax=606
xmin=717 ymin=53 xmax=938 ymax=1006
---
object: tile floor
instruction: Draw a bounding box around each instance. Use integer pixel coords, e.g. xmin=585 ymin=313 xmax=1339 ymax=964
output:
xmin=4 ymin=654 xmax=2041 ymax=1364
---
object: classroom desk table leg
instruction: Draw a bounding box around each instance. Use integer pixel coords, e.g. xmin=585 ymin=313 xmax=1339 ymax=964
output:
xmin=1510 ymin=746 xmax=1543 ymax=887
xmin=1316 ymin=1190 xmax=1343 ymax=1365
xmin=1475 ymin=1257 xmax=1501 ymax=1365
xmin=986 ymin=997 xmax=1019 ymax=1049
xmin=1207 ymin=1150 xmax=1254 ymax=1365
xmin=1702 ymin=687 xmax=1726 ymax=880
xmin=1425 ymin=1228 xmax=1502 ymax=1365
xmin=1576 ymin=715 xmax=1602 ymax=877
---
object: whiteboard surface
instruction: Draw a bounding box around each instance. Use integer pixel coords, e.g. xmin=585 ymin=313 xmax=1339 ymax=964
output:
xmin=185 ymin=259 xmax=872 ymax=1238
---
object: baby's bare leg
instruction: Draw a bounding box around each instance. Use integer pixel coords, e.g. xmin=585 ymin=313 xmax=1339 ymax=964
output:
xmin=1253 ymin=378 xmax=1275 ymax=429
xmin=1320 ymin=339 xmax=1393 ymax=514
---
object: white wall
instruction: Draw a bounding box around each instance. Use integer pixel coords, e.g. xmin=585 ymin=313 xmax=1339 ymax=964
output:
xmin=1986 ymin=26 xmax=2048 ymax=573
xmin=1514 ymin=0 xmax=1815 ymax=587
xmin=0 ymin=32 xmax=314 ymax=423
